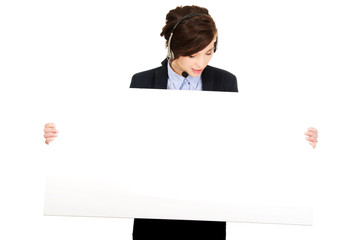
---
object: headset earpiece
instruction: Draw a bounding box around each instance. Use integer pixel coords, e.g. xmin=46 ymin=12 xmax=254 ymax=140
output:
xmin=214 ymin=36 xmax=218 ymax=53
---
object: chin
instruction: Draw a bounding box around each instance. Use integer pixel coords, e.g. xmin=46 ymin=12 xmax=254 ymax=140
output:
xmin=189 ymin=73 xmax=201 ymax=78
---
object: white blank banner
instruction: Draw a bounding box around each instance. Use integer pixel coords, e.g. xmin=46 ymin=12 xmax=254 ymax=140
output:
xmin=44 ymin=89 xmax=313 ymax=225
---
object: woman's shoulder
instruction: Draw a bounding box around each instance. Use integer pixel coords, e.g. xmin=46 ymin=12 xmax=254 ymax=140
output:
xmin=206 ymin=65 xmax=236 ymax=80
xmin=203 ymin=65 xmax=238 ymax=92
xmin=130 ymin=59 xmax=168 ymax=89
xmin=131 ymin=66 xmax=162 ymax=79
xmin=130 ymin=66 xmax=163 ymax=89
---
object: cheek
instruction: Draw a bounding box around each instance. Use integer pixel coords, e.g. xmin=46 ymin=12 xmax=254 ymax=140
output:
xmin=180 ymin=58 xmax=194 ymax=68
xmin=199 ymin=55 xmax=213 ymax=67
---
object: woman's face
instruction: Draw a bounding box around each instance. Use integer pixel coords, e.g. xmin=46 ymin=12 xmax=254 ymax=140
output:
xmin=172 ymin=37 xmax=216 ymax=77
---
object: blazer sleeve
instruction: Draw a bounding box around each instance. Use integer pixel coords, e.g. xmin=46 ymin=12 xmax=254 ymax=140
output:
xmin=130 ymin=71 xmax=151 ymax=89
xmin=130 ymin=67 xmax=161 ymax=89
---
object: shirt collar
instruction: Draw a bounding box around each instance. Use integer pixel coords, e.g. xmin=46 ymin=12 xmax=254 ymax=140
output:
xmin=167 ymin=61 xmax=202 ymax=90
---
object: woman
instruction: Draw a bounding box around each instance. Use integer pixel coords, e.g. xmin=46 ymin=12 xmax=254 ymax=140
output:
xmin=43 ymin=5 xmax=319 ymax=240
xmin=130 ymin=7 xmax=237 ymax=92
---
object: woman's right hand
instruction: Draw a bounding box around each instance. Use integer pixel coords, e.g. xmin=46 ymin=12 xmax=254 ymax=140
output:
xmin=44 ymin=123 xmax=58 ymax=144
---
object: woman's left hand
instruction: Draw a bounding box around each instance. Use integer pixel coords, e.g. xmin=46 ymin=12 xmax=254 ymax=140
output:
xmin=305 ymin=127 xmax=318 ymax=148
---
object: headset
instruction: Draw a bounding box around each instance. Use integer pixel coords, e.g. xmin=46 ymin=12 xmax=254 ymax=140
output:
xmin=167 ymin=13 xmax=218 ymax=60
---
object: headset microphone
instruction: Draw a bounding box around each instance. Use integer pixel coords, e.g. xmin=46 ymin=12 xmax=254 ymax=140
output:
xmin=172 ymin=62 xmax=189 ymax=78
xmin=182 ymin=71 xmax=189 ymax=78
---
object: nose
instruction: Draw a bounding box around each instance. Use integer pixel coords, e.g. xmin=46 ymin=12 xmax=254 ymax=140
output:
xmin=194 ymin=56 xmax=207 ymax=69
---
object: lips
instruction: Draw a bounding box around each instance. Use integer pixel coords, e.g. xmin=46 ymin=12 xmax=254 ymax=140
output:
xmin=192 ymin=68 xmax=203 ymax=74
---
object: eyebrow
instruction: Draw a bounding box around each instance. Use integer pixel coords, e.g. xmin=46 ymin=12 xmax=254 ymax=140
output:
xmin=190 ymin=47 xmax=215 ymax=56
xmin=206 ymin=47 xmax=215 ymax=52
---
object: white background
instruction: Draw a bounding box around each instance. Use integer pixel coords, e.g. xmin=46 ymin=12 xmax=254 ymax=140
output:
xmin=1 ymin=0 xmax=360 ymax=239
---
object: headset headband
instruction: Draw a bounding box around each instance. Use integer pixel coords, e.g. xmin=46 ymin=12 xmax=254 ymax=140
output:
xmin=171 ymin=13 xmax=208 ymax=35
xmin=167 ymin=13 xmax=209 ymax=60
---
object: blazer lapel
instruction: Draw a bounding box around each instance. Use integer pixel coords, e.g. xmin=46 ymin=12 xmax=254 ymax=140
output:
xmin=201 ymin=66 xmax=215 ymax=91
xmin=154 ymin=59 xmax=169 ymax=89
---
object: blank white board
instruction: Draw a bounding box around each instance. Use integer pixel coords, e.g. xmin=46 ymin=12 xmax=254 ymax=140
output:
xmin=44 ymin=89 xmax=313 ymax=225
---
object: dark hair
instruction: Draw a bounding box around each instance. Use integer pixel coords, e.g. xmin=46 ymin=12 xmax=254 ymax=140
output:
xmin=160 ymin=5 xmax=218 ymax=59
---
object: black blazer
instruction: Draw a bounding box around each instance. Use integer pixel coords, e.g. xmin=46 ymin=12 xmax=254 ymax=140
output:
xmin=130 ymin=59 xmax=238 ymax=92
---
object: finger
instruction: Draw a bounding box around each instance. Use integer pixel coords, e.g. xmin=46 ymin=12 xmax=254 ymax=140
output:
xmin=45 ymin=123 xmax=56 ymax=128
xmin=306 ymin=137 xmax=318 ymax=143
xmin=309 ymin=142 xmax=316 ymax=148
xmin=45 ymin=138 xmax=54 ymax=144
xmin=304 ymin=131 xmax=313 ymax=137
xmin=305 ymin=128 xmax=318 ymax=135
xmin=44 ymin=128 xmax=59 ymax=133
xmin=307 ymin=127 xmax=318 ymax=134
xmin=44 ymin=133 xmax=58 ymax=138
xmin=305 ymin=134 xmax=318 ymax=140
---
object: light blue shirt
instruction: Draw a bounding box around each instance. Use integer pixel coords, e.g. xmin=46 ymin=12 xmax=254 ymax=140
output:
xmin=167 ymin=62 xmax=202 ymax=90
